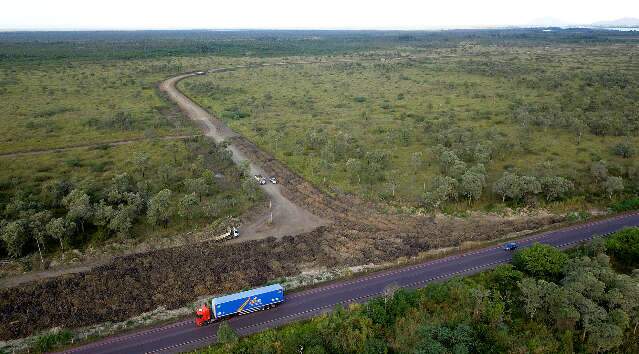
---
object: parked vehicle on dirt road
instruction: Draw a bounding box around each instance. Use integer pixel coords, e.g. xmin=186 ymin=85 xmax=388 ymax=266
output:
xmin=195 ymin=284 xmax=285 ymax=326
xmin=254 ymin=174 xmax=267 ymax=185
xmin=214 ymin=227 xmax=239 ymax=241
xmin=269 ymin=176 xmax=277 ymax=184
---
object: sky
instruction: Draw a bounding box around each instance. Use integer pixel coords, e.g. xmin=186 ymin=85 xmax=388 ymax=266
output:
xmin=1 ymin=0 xmax=638 ymax=30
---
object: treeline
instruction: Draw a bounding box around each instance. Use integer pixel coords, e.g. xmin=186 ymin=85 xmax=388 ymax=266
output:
xmin=424 ymin=149 xmax=630 ymax=209
xmin=1 ymin=29 xmax=638 ymax=63
xmin=203 ymin=229 xmax=639 ymax=354
xmin=0 ymin=138 xmax=262 ymax=261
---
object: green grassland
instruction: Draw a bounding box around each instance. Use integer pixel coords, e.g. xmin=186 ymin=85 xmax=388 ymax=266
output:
xmin=180 ymin=45 xmax=639 ymax=211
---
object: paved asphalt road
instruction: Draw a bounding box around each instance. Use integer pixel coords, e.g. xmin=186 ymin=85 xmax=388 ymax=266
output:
xmin=61 ymin=212 xmax=639 ymax=354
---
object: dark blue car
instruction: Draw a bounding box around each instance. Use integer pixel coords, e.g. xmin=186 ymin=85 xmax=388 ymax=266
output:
xmin=504 ymin=242 xmax=519 ymax=251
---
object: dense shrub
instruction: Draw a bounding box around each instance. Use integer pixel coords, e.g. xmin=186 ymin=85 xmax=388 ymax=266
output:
xmin=604 ymin=227 xmax=639 ymax=270
xmin=611 ymin=197 xmax=639 ymax=212
xmin=512 ymin=243 xmax=568 ymax=280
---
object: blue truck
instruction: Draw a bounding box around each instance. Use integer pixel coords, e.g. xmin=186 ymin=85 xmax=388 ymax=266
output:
xmin=195 ymin=284 xmax=284 ymax=326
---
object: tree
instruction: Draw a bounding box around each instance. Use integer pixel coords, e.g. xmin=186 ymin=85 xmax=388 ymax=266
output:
xmin=613 ymin=142 xmax=635 ymax=158
xmin=519 ymin=175 xmax=541 ymax=199
xmin=345 ymin=158 xmax=363 ymax=184
xmin=460 ymin=171 xmax=484 ymax=204
xmin=448 ymin=160 xmax=467 ymax=179
xmin=109 ymin=208 xmax=133 ymax=238
xmin=158 ymin=164 xmax=177 ymax=186
xmin=201 ymin=170 xmax=217 ymax=196
xmin=131 ymin=152 xmax=150 ymax=178
xmin=540 ymin=176 xmax=574 ymax=201
xmin=121 ymin=192 xmax=144 ymax=216
xmin=190 ymin=155 xmax=206 ymax=177
xmin=93 ymin=200 xmax=114 ymax=230
xmin=147 ymin=189 xmax=172 ymax=227
xmin=512 ymin=243 xmax=568 ymax=280
xmin=518 ymin=278 xmax=560 ymax=321
xmin=178 ymin=193 xmax=199 ymax=220
xmin=237 ymin=160 xmax=251 ymax=178
xmin=591 ymin=161 xmax=608 ymax=183
xmin=0 ymin=221 xmax=27 ymax=258
xmin=422 ymin=176 xmax=458 ymax=209
xmin=184 ymin=177 xmax=207 ymax=202
xmin=41 ymin=179 xmax=73 ymax=207
xmin=107 ymin=173 xmax=134 ymax=203
xmin=439 ymin=150 xmax=459 ymax=174
xmin=28 ymin=211 xmax=52 ymax=264
xmin=603 ymin=176 xmax=624 ymax=199
xmin=241 ymin=178 xmax=261 ymax=202
xmin=493 ymin=172 xmax=521 ymax=202
xmin=604 ymin=228 xmax=639 ymax=270
xmin=217 ymin=322 xmax=238 ymax=345
xmin=410 ymin=152 xmax=423 ymax=174
xmin=474 ymin=143 xmax=492 ymax=163
xmin=46 ymin=217 xmax=75 ymax=250
xmin=571 ymin=118 xmax=587 ymax=145
xmin=62 ymin=189 xmax=92 ymax=232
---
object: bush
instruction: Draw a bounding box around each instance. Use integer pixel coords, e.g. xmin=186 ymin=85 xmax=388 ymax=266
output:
xmin=604 ymin=227 xmax=639 ymax=270
xmin=34 ymin=329 xmax=73 ymax=353
xmin=612 ymin=142 xmax=635 ymax=158
xmin=610 ymin=197 xmax=639 ymax=212
xmin=217 ymin=322 xmax=238 ymax=345
xmin=221 ymin=107 xmax=250 ymax=120
xmin=512 ymin=243 xmax=568 ymax=280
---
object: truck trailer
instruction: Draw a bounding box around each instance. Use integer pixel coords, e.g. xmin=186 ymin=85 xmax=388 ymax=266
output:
xmin=195 ymin=284 xmax=284 ymax=326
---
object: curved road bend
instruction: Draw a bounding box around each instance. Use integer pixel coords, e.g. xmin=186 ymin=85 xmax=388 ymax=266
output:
xmin=61 ymin=212 xmax=639 ymax=354
xmin=159 ymin=74 xmax=325 ymax=241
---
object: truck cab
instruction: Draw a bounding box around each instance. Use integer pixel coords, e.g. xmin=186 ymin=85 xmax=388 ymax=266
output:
xmin=195 ymin=303 xmax=212 ymax=327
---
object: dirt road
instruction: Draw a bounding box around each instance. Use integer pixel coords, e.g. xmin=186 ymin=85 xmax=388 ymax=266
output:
xmin=160 ymin=75 xmax=327 ymax=241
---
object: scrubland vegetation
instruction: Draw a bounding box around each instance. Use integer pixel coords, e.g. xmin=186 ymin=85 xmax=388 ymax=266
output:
xmin=200 ymin=228 xmax=639 ymax=354
xmin=0 ymin=51 xmax=263 ymax=264
xmin=181 ymin=44 xmax=639 ymax=212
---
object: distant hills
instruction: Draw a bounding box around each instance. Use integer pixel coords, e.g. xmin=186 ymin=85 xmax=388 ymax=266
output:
xmin=590 ymin=17 xmax=639 ymax=27
xmin=525 ymin=17 xmax=639 ymax=28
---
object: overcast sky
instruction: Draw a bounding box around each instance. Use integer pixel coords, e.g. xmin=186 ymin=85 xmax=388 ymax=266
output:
xmin=2 ymin=0 xmax=638 ymax=30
